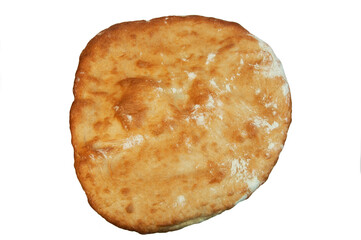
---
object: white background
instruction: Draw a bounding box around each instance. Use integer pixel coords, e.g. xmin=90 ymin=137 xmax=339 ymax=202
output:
xmin=0 ymin=0 xmax=360 ymax=239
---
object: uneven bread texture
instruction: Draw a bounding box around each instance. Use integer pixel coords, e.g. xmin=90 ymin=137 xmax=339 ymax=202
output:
xmin=70 ymin=16 xmax=292 ymax=233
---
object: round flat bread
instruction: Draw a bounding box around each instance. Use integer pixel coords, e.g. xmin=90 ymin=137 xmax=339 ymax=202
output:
xmin=70 ymin=15 xmax=292 ymax=233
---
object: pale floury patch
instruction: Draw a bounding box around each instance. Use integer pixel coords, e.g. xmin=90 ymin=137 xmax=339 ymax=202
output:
xmin=282 ymin=83 xmax=290 ymax=96
xmin=206 ymin=53 xmax=216 ymax=65
xmin=268 ymin=142 xmax=275 ymax=150
xmin=123 ymin=135 xmax=144 ymax=150
xmin=248 ymin=33 xmax=288 ymax=81
xmin=253 ymin=117 xmax=279 ymax=133
xmin=246 ymin=176 xmax=260 ymax=192
xmin=173 ymin=195 xmax=186 ymax=207
xmin=185 ymin=71 xmax=197 ymax=80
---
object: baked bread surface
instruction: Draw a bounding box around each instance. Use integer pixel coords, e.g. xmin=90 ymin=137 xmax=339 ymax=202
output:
xmin=70 ymin=15 xmax=292 ymax=233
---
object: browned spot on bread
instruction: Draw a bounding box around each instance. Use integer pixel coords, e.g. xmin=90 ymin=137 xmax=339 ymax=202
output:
xmin=114 ymin=78 xmax=160 ymax=129
xmin=207 ymin=161 xmax=226 ymax=184
xmin=117 ymin=77 xmax=157 ymax=89
xmin=245 ymin=121 xmax=258 ymax=138
xmin=209 ymin=68 xmax=218 ymax=76
xmin=126 ymin=203 xmax=134 ymax=213
xmin=231 ymin=130 xmax=245 ymax=143
xmin=111 ymin=67 xmax=118 ymax=74
xmin=177 ymin=30 xmax=199 ymax=37
xmin=137 ymin=219 xmax=144 ymax=226
xmin=93 ymin=118 xmax=111 ymax=131
xmin=111 ymin=160 xmax=133 ymax=177
xmin=90 ymin=91 xmax=108 ymax=96
xmin=136 ymin=60 xmax=153 ymax=68
xmin=187 ymin=79 xmax=213 ymax=105
xmin=201 ymin=144 xmax=207 ymax=152
xmin=254 ymin=149 xmax=262 ymax=158
xmin=149 ymin=119 xmax=173 ymax=136
xmin=191 ymin=134 xmax=200 ymax=143
xmin=218 ymin=43 xmax=235 ymax=54
xmin=121 ymin=187 xmax=130 ymax=195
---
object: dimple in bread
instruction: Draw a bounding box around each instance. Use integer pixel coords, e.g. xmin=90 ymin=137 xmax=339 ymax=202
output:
xmin=70 ymin=15 xmax=292 ymax=233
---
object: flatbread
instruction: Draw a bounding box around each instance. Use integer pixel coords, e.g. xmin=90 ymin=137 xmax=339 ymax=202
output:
xmin=70 ymin=15 xmax=292 ymax=233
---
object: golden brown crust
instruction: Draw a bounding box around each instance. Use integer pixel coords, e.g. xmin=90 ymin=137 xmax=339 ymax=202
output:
xmin=70 ymin=15 xmax=292 ymax=234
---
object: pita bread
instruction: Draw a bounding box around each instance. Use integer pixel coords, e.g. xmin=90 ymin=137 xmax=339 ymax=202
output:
xmin=70 ymin=15 xmax=291 ymax=233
